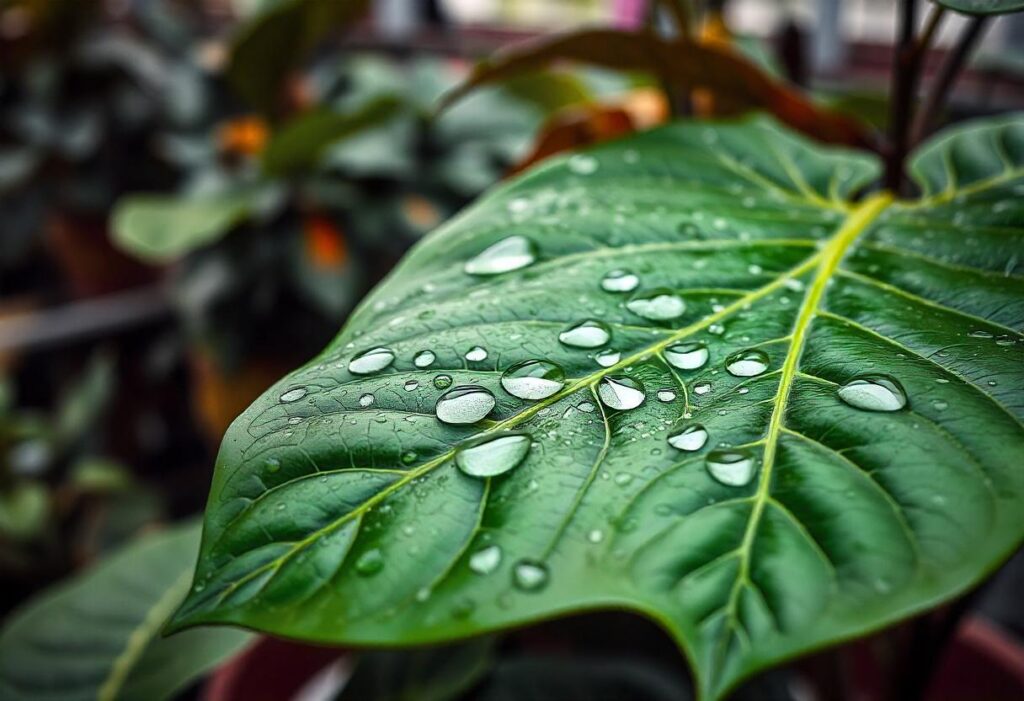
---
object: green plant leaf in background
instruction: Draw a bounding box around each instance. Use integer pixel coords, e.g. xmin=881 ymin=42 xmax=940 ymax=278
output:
xmin=933 ymin=0 xmax=1024 ymax=14
xmin=0 ymin=520 xmax=252 ymax=701
xmin=168 ymin=113 xmax=1024 ymax=700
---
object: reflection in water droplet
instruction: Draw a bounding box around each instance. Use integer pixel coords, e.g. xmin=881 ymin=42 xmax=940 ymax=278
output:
xmin=404 ymin=380 xmax=419 ymax=391
xmin=434 ymin=374 xmax=453 ymax=389
xmin=464 ymin=235 xmax=537 ymax=275
xmin=455 ymin=433 xmax=532 ymax=478
xmin=280 ymin=388 xmax=307 ymax=403
xmin=668 ymin=424 xmax=708 ymax=451
xmin=837 ymin=374 xmax=908 ymax=412
xmin=657 ymin=389 xmax=677 ymax=403
xmin=348 ymin=347 xmax=395 ymax=375
xmin=595 ymin=349 xmax=621 ymax=367
xmin=465 ymin=346 xmax=488 ymax=362
xmin=513 ymin=559 xmax=549 ymax=591
xmin=693 ymin=382 xmax=712 ymax=395
xmin=414 ymin=350 xmax=436 ymax=368
xmin=501 ymin=360 xmax=565 ymax=400
xmin=705 ymin=449 xmax=757 ymax=486
xmin=355 ymin=548 xmax=384 ymax=576
xmin=626 ymin=289 xmax=686 ymax=321
xmin=436 ymin=385 xmax=496 ymax=424
xmin=359 ymin=393 xmax=375 ymax=407
xmin=469 ymin=545 xmax=502 ymax=575
xmin=598 ymin=375 xmax=645 ymax=410
xmin=601 ymin=269 xmax=640 ymax=293
xmin=664 ymin=342 xmax=709 ymax=370
xmin=725 ymin=349 xmax=770 ymax=377
xmin=559 ymin=319 xmax=611 ymax=348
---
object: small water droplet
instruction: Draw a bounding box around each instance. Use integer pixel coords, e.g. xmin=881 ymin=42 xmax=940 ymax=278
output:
xmin=559 ymin=319 xmax=611 ymax=348
xmin=595 ymin=349 xmax=621 ymax=367
xmin=501 ymin=360 xmax=565 ymax=400
xmin=434 ymin=374 xmax=453 ymax=389
xmin=837 ymin=374 xmax=908 ymax=412
xmin=693 ymin=381 xmax=712 ymax=395
xmin=455 ymin=433 xmax=532 ymax=478
xmin=668 ymin=424 xmax=708 ymax=451
xmin=568 ymin=154 xmax=598 ymax=174
xmin=657 ymin=389 xmax=677 ymax=402
xmin=587 ymin=529 xmax=604 ymax=543
xmin=464 ymin=236 xmax=537 ymax=275
xmin=598 ymin=375 xmax=646 ymax=410
xmin=725 ymin=349 xmax=770 ymax=377
xmin=404 ymin=380 xmax=419 ymax=391
xmin=705 ymin=449 xmax=757 ymax=486
xmin=279 ymin=387 xmax=307 ymax=403
xmin=626 ymin=288 xmax=686 ymax=321
xmin=747 ymin=264 xmax=763 ymax=275
xmin=436 ymin=385 xmax=496 ymax=424
xmin=465 ymin=346 xmax=488 ymax=362
xmin=664 ymin=342 xmax=709 ymax=370
xmin=577 ymin=401 xmax=596 ymax=413
xmin=359 ymin=393 xmax=375 ymax=407
xmin=512 ymin=559 xmax=549 ymax=591
xmin=600 ymin=269 xmax=640 ymax=293
xmin=414 ymin=350 xmax=436 ymax=368
xmin=614 ymin=472 xmax=634 ymax=486
xmin=348 ymin=347 xmax=395 ymax=375
xmin=355 ymin=548 xmax=384 ymax=576
xmin=264 ymin=458 xmax=281 ymax=473
xmin=931 ymin=398 xmax=948 ymax=411
xmin=401 ymin=451 xmax=418 ymax=465
xmin=469 ymin=545 xmax=502 ymax=575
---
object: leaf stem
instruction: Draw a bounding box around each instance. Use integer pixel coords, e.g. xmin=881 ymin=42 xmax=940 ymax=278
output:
xmin=885 ymin=0 xmax=919 ymax=194
xmin=909 ymin=16 xmax=991 ymax=148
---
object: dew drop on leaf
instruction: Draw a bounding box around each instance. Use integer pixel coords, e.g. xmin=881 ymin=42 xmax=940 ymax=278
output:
xmin=587 ymin=529 xmax=604 ymax=543
xmin=693 ymin=381 xmax=712 ymax=395
xmin=348 ymin=347 xmax=395 ymax=375
xmin=469 ymin=545 xmax=502 ymax=575
xmin=664 ymin=342 xmax=709 ymax=370
xmin=355 ymin=548 xmax=384 ymax=576
xmin=598 ymin=375 xmax=646 ymax=410
xmin=512 ymin=559 xmax=549 ymax=591
xmin=435 ymin=385 xmax=496 ymax=424
xmin=725 ymin=349 xmax=770 ymax=377
xmin=433 ymin=374 xmax=453 ymax=390
xmin=657 ymin=389 xmax=676 ymax=402
xmin=464 ymin=235 xmax=537 ymax=275
xmin=264 ymin=458 xmax=281 ymax=473
xmin=414 ymin=350 xmax=436 ymax=368
xmin=404 ymin=380 xmax=419 ymax=391
xmin=559 ymin=319 xmax=612 ymax=348
xmin=279 ymin=387 xmax=307 ymax=403
xmin=595 ymin=349 xmax=621 ymax=367
xmin=626 ymin=288 xmax=686 ymax=321
xmin=501 ymin=360 xmax=565 ymax=400
xmin=455 ymin=433 xmax=532 ymax=478
xmin=668 ymin=424 xmax=708 ymax=452
xmin=359 ymin=393 xmax=375 ymax=407
xmin=465 ymin=346 xmax=488 ymax=362
xmin=600 ymin=269 xmax=640 ymax=293
xmin=705 ymin=448 xmax=757 ymax=486
xmin=568 ymin=154 xmax=598 ymax=174
xmin=837 ymin=374 xmax=908 ymax=412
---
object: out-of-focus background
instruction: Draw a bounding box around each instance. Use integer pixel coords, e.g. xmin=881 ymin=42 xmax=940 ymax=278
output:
xmin=1 ymin=0 xmax=1023 ymax=695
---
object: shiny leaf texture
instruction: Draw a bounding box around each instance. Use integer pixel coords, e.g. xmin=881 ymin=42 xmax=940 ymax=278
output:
xmin=170 ymin=113 xmax=1024 ymax=700
xmin=933 ymin=0 xmax=1024 ymax=14
xmin=0 ymin=520 xmax=252 ymax=701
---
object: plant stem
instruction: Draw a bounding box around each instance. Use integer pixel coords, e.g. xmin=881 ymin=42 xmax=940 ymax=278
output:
xmin=885 ymin=0 xmax=918 ymax=194
xmin=910 ymin=16 xmax=991 ymax=147
xmin=913 ymin=4 xmax=946 ymax=63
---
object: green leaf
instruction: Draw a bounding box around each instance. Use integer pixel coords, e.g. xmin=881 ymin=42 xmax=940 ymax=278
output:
xmin=169 ymin=113 xmax=1024 ymax=700
xmin=933 ymin=0 xmax=1024 ymax=14
xmin=111 ymin=191 xmax=256 ymax=263
xmin=0 ymin=520 xmax=252 ymax=701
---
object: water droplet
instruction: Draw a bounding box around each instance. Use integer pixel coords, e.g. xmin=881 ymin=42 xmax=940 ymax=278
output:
xmin=433 ymin=374 xmax=453 ymax=390
xmin=264 ymin=458 xmax=281 ymax=473
xmin=455 ymin=433 xmax=531 ymax=478
xmin=414 ymin=350 xmax=436 ymax=368
xmin=600 ymin=269 xmax=640 ymax=293
xmin=587 ymin=529 xmax=604 ymax=543
xmin=668 ymin=424 xmax=708 ymax=451
xmin=837 ymin=374 xmax=908 ymax=412
xmin=501 ymin=360 xmax=565 ymax=400
xmin=348 ymin=347 xmax=395 ymax=375
xmin=693 ymin=381 xmax=712 ymax=395
xmin=598 ymin=375 xmax=645 ymax=410
xmin=359 ymin=393 xmax=375 ymax=407
xmin=401 ymin=451 xmax=418 ymax=465
xmin=436 ymin=385 xmax=496 ymax=424
xmin=725 ymin=349 xmax=770 ymax=377
xmin=626 ymin=288 xmax=686 ymax=321
xmin=577 ymin=401 xmax=596 ymax=413
xmin=404 ymin=380 xmax=419 ymax=391
xmin=464 ymin=236 xmax=537 ymax=275
xmin=931 ymin=398 xmax=948 ymax=411
xmin=355 ymin=548 xmax=384 ymax=576
xmin=705 ymin=449 xmax=757 ymax=486
xmin=969 ymin=330 xmax=993 ymax=338
xmin=657 ymin=389 xmax=677 ymax=402
xmin=664 ymin=342 xmax=709 ymax=370
xmin=469 ymin=545 xmax=502 ymax=575
xmin=513 ymin=559 xmax=549 ymax=591
xmin=465 ymin=346 xmax=488 ymax=362
xmin=279 ymin=388 xmax=307 ymax=403
xmin=568 ymin=154 xmax=598 ymax=174
xmin=747 ymin=264 xmax=763 ymax=275
xmin=614 ymin=472 xmax=634 ymax=486
xmin=595 ymin=349 xmax=621 ymax=367
xmin=559 ymin=319 xmax=611 ymax=348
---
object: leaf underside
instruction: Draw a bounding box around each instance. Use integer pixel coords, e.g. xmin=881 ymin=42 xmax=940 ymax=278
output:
xmin=170 ymin=113 xmax=1024 ymax=700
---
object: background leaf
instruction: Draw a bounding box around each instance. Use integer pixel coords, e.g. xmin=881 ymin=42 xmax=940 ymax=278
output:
xmin=170 ymin=114 xmax=1024 ymax=700
xmin=933 ymin=0 xmax=1024 ymax=14
xmin=0 ymin=519 xmax=252 ymax=701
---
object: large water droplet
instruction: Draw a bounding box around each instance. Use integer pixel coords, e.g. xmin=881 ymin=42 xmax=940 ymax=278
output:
xmin=436 ymin=385 xmax=496 ymax=424
xmin=725 ymin=349 xmax=770 ymax=377
xmin=512 ymin=559 xmax=549 ymax=591
xmin=559 ymin=319 xmax=611 ymax=348
xmin=279 ymin=387 xmax=307 ymax=403
xmin=668 ymin=424 xmax=708 ymax=451
xmin=501 ymin=360 xmax=565 ymax=400
xmin=600 ymin=269 xmax=640 ymax=293
xmin=626 ymin=288 xmax=686 ymax=321
xmin=348 ymin=347 xmax=395 ymax=375
xmin=469 ymin=545 xmax=502 ymax=575
xmin=598 ymin=375 xmax=645 ymax=410
xmin=837 ymin=374 xmax=908 ymax=412
xmin=464 ymin=236 xmax=537 ymax=275
xmin=414 ymin=350 xmax=436 ymax=368
xmin=705 ymin=449 xmax=757 ymax=486
xmin=664 ymin=342 xmax=709 ymax=370
xmin=465 ymin=346 xmax=488 ymax=362
xmin=455 ymin=433 xmax=531 ymax=478
xmin=355 ymin=548 xmax=384 ymax=576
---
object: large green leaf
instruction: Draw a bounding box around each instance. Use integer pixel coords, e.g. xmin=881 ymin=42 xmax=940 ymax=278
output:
xmin=933 ymin=0 xmax=1024 ymax=14
xmin=0 ymin=520 xmax=252 ymax=701
xmin=169 ymin=113 xmax=1024 ymax=699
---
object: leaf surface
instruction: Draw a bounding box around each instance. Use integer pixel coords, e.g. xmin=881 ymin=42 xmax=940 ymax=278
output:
xmin=0 ymin=520 xmax=252 ymax=701
xmin=170 ymin=114 xmax=1024 ymax=699
xmin=933 ymin=0 xmax=1024 ymax=14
